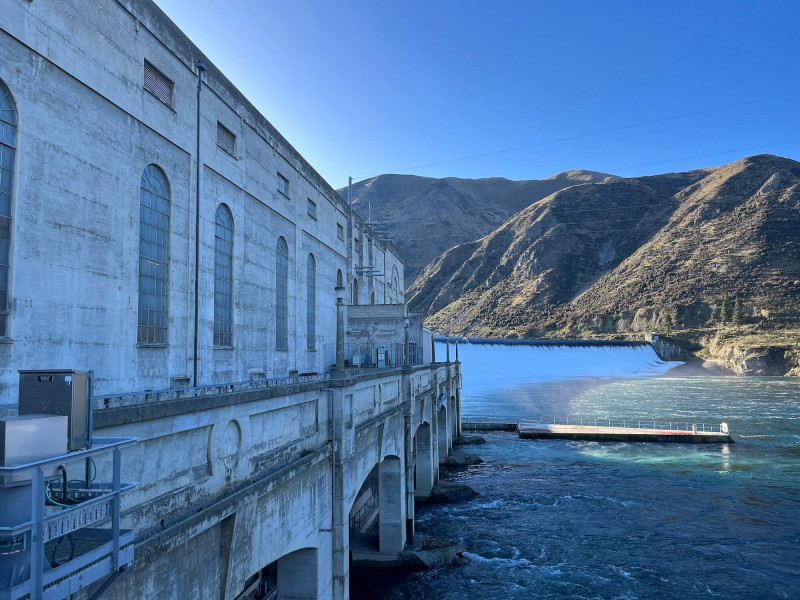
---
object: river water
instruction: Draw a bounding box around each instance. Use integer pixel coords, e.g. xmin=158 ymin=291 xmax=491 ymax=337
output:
xmin=353 ymin=342 xmax=800 ymax=599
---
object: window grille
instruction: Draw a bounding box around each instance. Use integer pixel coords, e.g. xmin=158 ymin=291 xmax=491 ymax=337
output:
xmin=216 ymin=122 xmax=236 ymax=155
xmin=337 ymin=223 xmax=344 ymax=240
xmin=214 ymin=204 xmax=234 ymax=347
xmin=307 ymin=198 xmax=317 ymax=219
xmin=143 ymin=61 xmax=174 ymax=108
xmin=276 ymin=237 xmax=289 ymax=350
xmin=306 ymin=254 xmax=316 ymax=350
xmin=137 ymin=165 xmax=170 ymax=344
xmin=0 ymin=81 xmax=15 ymax=338
xmin=277 ymin=172 xmax=289 ymax=197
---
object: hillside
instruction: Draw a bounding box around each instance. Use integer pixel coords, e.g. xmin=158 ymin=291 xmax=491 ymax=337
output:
xmin=340 ymin=170 xmax=614 ymax=283
xmin=406 ymin=154 xmax=800 ymax=371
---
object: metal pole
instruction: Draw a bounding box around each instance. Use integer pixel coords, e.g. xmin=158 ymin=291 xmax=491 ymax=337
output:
xmin=347 ymin=177 xmax=353 ymax=303
xmin=335 ymin=292 xmax=345 ymax=371
xmin=193 ymin=61 xmax=207 ymax=387
xmin=112 ymin=447 xmax=122 ymax=570
xmin=31 ymin=466 xmax=44 ymax=600
xmin=85 ymin=369 xmax=94 ymax=487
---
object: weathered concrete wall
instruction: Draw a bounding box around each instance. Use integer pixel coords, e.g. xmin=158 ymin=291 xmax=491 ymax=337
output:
xmin=72 ymin=362 xmax=460 ymax=599
xmin=0 ymin=0 xmax=405 ymax=404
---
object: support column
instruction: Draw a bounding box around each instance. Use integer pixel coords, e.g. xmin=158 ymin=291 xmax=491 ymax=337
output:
xmin=437 ymin=406 xmax=448 ymax=462
xmin=414 ymin=423 xmax=433 ymax=497
xmin=378 ymin=456 xmax=405 ymax=555
xmin=335 ymin=288 xmax=345 ymax=371
xmin=277 ymin=548 xmax=318 ymax=600
xmin=329 ymin=386 xmax=348 ymax=600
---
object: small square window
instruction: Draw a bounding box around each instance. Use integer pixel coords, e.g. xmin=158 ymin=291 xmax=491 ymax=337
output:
xmin=217 ymin=122 xmax=236 ymax=155
xmin=337 ymin=223 xmax=344 ymax=240
xmin=307 ymin=199 xmax=317 ymax=220
xmin=277 ymin=172 xmax=289 ymax=198
xmin=143 ymin=61 xmax=174 ymax=108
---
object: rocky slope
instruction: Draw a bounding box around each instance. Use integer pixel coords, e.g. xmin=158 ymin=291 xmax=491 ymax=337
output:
xmin=340 ymin=170 xmax=614 ymax=283
xmin=406 ymin=155 xmax=800 ymax=364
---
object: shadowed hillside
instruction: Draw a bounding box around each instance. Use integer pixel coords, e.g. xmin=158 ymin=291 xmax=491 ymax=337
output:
xmin=339 ymin=170 xmax=614 ymax=283
xmin=407 ymin=155 xmax=800 ymax=362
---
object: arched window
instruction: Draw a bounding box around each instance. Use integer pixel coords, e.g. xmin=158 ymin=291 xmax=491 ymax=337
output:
xmin=276 ymin=237 xmax=289 ymax=350
xmin=137 ymin=164 xmax=170 ymax=344
xmin=371 ymin=290 xmax=376 ymax=305
xmin=214 ymin=204 xmax=234 ymax=346
xmin=352 ymin=278 xmax=359 ymax=306
xmin=0 ymin=81 xmax=16 ymax=338
xmin=336 ymin=269 xmax=343 ymax=288
xmin=306 ymin=253 xmax=316 ymax=350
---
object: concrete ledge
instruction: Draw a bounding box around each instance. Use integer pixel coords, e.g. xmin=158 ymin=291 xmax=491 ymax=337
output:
xmin=94 ymin=380 xmax=325 ymax=428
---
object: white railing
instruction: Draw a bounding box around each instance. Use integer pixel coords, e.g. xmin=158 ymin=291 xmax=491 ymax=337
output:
xmin=462 ymin=415 xmax=728 ymax=434
xmin=0 ymin=437 xmax=137 ymax=600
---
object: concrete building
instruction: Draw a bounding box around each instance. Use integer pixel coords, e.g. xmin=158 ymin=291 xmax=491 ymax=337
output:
xmin=0 ymin=0 xmax=408 ymax=405
xmin=0 ymin=2 xmax=461 ymax=599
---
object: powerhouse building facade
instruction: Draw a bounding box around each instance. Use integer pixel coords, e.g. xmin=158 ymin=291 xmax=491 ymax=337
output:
xmin=0 ymin=0 xmax=406 ymax=406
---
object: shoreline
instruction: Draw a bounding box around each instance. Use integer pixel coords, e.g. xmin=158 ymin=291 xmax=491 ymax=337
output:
xmin=662 ymin=357 xmax=734 ymax=377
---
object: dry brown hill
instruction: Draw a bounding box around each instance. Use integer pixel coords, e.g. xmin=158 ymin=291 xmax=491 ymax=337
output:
xmin=407 ymin=155 xmax=800 ymax=342
xmin=340 ymin=170 xmax=614 ymax=284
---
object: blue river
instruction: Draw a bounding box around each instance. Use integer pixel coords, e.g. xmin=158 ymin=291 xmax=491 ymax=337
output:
xmin=353 ymin=342 xmax=800 ymax=599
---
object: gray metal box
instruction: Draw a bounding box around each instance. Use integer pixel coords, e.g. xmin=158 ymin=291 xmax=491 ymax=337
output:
xmin=18 ymin=370 xmax=89 ymax=451
xmin=0 ymin=415 xmax=68 ymax=486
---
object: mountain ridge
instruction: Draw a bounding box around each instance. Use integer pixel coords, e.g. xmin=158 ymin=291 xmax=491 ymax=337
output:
xmin=338 ymin=170 xmax=615 ymax=283
xmin=406 ymin=155 xmax=800 ymax=362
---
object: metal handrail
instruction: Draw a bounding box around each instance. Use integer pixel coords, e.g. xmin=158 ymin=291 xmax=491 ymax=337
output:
xmin=519 ymin=417 xmax=725 ymax=433
xmin=95 ymin=374 xmax=331 ymax=409
xmin=462 ymin=415 xmax=726 ymax=433
xmin=0 ymin=437 xmax=137 ymax=600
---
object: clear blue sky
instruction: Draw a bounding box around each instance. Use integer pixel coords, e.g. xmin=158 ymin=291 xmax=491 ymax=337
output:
xmin=155 ymin=0 xmax=800 ymax=189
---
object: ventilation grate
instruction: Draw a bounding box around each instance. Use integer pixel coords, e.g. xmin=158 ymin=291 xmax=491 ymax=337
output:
xmin=144 ymin=61 xmax=174 ymax=108
xmin=217 ymin=122 xmax=236 ymax=155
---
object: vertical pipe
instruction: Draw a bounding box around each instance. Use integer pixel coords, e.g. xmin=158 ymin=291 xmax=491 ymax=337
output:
xmin=193 ymin=61 xmax=207 ymax=387
xmin=111 ymin=447 xmax=122 ymax=570
xmin=347 ymin=177 xmax=353 ymax=303
xmin=336 ymin=294 xmax=345 ymax=371
xmin=31 ymin=466 xmax=44 ymax=600
xmin=85 ymin=370 xmax=94 ymax=487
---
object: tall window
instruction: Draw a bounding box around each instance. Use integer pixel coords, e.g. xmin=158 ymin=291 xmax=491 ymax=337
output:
xmin=306 ymin=253 xmax=316 ymax=350
xmin=137 ymin=165 xmax=170 ymax=344
xmin=0 ymin=81 xmax=14 ymax=338
xmin=352 ymin=278 xmax=359 ymax=305
xmin=392 ymin=266 xmax=400 ymax=303
xmin=214 ymin=204 xmax=234 ymax=346
xmin=276 ymin=237 xmax=289 ymax=350
xmin=336 ymin=269 xmax=343 ymax=288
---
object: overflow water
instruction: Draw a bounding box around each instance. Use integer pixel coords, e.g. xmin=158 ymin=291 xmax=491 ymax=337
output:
xmin=351 ymin=341 xmax=800 ymax=599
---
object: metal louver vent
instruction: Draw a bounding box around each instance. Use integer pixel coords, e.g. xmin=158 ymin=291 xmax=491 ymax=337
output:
xmin=217 ymin=122 xmax=236 ymax=155
xmin=144 ymin=61 xmax=174 ymax=108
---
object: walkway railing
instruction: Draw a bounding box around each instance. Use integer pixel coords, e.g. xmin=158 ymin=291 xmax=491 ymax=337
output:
xmin=462 ymin=415 xmax=728 ymax=434
xmin=95 ymin=373 xmax=330 ymax=409
xmin=0 ymin=437 xmax=137 ymax=600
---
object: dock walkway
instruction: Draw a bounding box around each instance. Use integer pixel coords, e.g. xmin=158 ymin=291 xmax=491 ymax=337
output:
xmin=462 ymin=416 xmax=734 ymax=443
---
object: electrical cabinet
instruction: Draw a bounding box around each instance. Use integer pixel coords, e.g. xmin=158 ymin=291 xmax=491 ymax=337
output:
xmin=18 ymin=370 xmax=89 ymax=451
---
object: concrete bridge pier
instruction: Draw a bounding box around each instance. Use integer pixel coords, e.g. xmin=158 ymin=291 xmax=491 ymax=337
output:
xmin=414 ymin=422 xmax=434 ymax=498
xmin=378 ymin=456 xmax=405 ymax=555
xmin=437 ymin=406 xmax=449 ymax=464
xmin=404 ymin=414 xmax=416 ymax=543
xmin=277 ymin=548 xmax=320 ymax=600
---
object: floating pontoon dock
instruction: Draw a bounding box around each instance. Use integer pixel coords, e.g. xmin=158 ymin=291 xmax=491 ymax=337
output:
xmin=462 ymin=416 xmax=734 ymax=443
